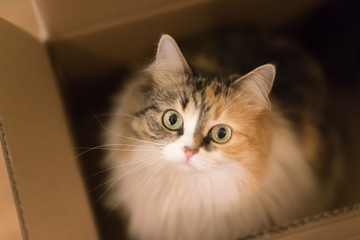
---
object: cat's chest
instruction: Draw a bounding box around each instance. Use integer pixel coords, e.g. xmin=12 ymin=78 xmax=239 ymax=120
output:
xmin=115 ymin=164 xmax=271 ymax=240
xmin=119 ymin=164 xmax=258 ymax=216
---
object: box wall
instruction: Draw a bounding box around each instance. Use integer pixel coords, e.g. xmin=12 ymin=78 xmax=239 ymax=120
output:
xmin=2 ymin=0 xmax=360 ymax=239
xmin=0 ymin=19 xmax=98 ymax=240
xmin=0 ymin=0 xmax=40 ymax=39
xmin=46 ymin=0 xmax=324 ymax=83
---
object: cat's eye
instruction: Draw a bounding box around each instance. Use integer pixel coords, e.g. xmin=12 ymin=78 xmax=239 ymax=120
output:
xmin=210 ymin=125 xmax=232 ymax=144
xmin=162 ymin=110 xmax=183 ymax=131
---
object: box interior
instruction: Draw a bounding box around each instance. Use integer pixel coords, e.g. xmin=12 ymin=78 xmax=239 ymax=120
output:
xmin=1 ymin=0 xmax=360 ymax=239
xmin=0 ymin=0 xmax=40 ymax=38
xmin=45 ymin=0 xmax=360 ymax=239
xmin=0 ymin=18 xmax=98 ymax=239
xmin=45 ymin=0 xmax=325 ymax=84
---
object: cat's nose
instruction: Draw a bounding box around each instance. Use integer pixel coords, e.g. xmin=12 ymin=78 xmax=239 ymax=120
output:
xmin=184 ymin=146 xmax=198 ymax=161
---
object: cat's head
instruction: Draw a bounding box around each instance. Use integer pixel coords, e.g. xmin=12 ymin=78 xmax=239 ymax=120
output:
xmin=125 ymin=35 xmax=275 ymax=174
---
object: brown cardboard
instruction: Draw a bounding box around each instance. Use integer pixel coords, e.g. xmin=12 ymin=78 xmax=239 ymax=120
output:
xmin=34 ymin=0 xmax=322 ymax=40
xmin=0 ymin=0 xmax=40 ymax=38
xmin=1 ymin=0 xmax=360 ymax=239
xmin=0 ymin=145 xmax=22 ymax=240
xmin=251 ymin=205 xmax=360 ymax=240
xmin=0 ymin=19 xmax=97 ymax=239
xmin=45 ymin=0 xmax=325 ymax=83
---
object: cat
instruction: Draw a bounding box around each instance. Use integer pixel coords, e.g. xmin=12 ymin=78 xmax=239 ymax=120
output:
xmin=102 ymin=33 xmax=342 ymax=240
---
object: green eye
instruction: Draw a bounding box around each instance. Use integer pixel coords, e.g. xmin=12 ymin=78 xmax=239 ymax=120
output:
xmin=162 ymin=110 xmax=183 ymax=131
xmin=210 ymin=125 xmax=232 ymax=144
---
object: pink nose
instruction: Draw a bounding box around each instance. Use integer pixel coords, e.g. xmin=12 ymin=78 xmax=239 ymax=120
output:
xmin=184 ymin=146 xmax=198 ymax=161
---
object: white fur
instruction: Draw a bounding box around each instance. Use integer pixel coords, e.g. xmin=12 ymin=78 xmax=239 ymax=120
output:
xmin=104 ymin=114 xmax=326 ymax=240
xmin=162 ymin=110 xmax=203 ymax=171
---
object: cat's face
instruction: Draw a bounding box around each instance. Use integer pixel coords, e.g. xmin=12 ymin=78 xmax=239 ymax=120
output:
xmin=128 ymin=35 xmax=275 ymax=174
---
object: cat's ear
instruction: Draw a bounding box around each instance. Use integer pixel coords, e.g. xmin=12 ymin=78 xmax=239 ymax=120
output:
xmin=234 ymin=64 xmax=275 ymax=111
xmin=153 ymin=34 xmax=191 ymax=74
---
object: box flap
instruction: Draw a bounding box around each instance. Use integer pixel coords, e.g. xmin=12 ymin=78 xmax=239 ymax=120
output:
xmin=34 ymin=0 xmax=323 ymax=41
xmin=0 ymin=0 xmax=41 ymax=39
xmin=46 ymin=0 xmax=324 ymax=83
xmin=34 ymin=0 xmax=213 ymax=40
xmin=0 ymin=18 xmax=98 ymax=239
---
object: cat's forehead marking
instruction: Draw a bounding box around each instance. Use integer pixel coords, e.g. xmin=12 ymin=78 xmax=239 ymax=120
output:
xmin=178 ymin=95 xmax=208 ymax=148
xmin=181 ymin=96 xmax=189 ymax=110
xmin=183 ymin=109 xmax=200 ymax=136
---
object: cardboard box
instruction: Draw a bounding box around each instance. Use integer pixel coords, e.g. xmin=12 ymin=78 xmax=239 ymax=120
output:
xmin=0 ymin=17 xmax=98 ymax=240
xmin=1 ymin=0 xmax=359 ymax=239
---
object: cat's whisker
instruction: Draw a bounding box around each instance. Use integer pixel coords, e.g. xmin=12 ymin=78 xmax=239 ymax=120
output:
xmin=74 ymin=144 xmax=117 ymax=159
xmin=82 ymin=148 xmax=160 ymax=152
xmin=139 ymin=161 xmax=168 ymax=192
xmin=87 ymin=154 xmax=163 ymax=178
xmin=74 ymin=143 xmax=163 ymax=159
xmin=89 ymin=155 xmax=162 ymax=192
xmin=95 ymin=160 xmax=160 ymax=204
xmin=93 ymin=113 xmax=140 ymax=119
xmin=106 ymin=161 xmax=167 ymax=218
xmin=92 ymin=114 xmax=166 ymax=146
xmin=76 ymin=143 xmax=163 ymax=149
xmin=120 ymin=136 xmax=166 ymax=146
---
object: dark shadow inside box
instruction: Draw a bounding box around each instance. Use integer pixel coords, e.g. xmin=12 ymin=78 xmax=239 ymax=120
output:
xmin=52 ymin=0 xmax=360 ymax=239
